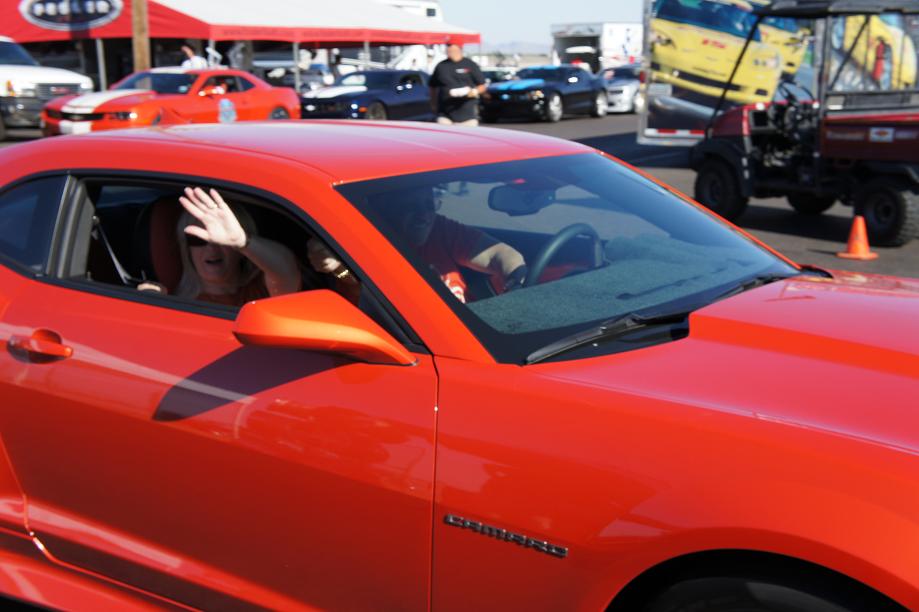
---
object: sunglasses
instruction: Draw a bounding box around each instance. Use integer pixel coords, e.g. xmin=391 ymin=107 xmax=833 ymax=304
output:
xmin=186 ymin=235 xmax=208 ymax=247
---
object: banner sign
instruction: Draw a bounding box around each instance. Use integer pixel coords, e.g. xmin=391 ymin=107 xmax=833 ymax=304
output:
xmin=19 ymin=0 xmax=124 ymax=32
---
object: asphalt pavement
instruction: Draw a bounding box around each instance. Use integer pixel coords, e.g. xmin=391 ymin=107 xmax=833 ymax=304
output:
xmin=2 ymin=117 xmax=917 ymax=278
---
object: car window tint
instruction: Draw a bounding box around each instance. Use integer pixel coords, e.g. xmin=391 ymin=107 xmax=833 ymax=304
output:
xmin=0 ymin=177 xmax=66 ymax=272
xmin=237 ymin=76 xmax=255 ymax=92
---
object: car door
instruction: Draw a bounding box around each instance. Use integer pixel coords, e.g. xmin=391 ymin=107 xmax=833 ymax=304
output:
xmin=563 ymin=68 xmax=593 ymax=112
xmin=397 ymin=73 xmax=432 ymax=120
xmin=0 ymin=175 xmax=438 ymax=610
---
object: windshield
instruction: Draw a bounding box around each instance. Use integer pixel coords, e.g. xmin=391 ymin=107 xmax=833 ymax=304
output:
xmin=828 ymin=13 xmax=919 ymax=92
xmin=115 ymin=72 xmax=196 ymax=94
xmin=0 ymin=41 xmax=39 ymax=66
xmin=654 ymin=0 xmax=761 ymax=41
xmin=339 ymin=153 xmax=796 ymax=363
xmin=337 ymin=72 xmax=393 ymax=88
xmin=516 ymin=67 xmax=567 ymax=81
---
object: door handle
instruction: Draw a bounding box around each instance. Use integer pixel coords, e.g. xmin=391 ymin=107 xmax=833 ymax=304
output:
xmin=8 ymin=329 xmax=73 ymax=360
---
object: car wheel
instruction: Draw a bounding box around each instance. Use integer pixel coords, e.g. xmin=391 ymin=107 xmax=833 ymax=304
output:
xmin=787 ymin=193 xmax=836 ymax=215
xmin=694 ymin=159 xmax=748 ymax=220
xmin=366 ymin=102 xmax=388 ymax=121
xmin=0 ymin=119 xmax=7 ymax=142
xmin=855 ymin=177 xmax=919 ymax=246
xmin=643 ymin=576 xmax=901 ymax=612
xmin=590 ymin=91 xmax=608 ymax=117
xmin=269 ymin=106 xmax=290 ymax=120
xmin=544 ymin=93 xmax=563 ymax=122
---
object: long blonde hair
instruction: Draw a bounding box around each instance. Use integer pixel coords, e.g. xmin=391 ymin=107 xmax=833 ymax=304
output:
xmin=174 ymin=201 xmax=260 ymax=299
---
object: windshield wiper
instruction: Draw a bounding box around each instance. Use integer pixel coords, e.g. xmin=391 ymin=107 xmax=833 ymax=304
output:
xmin=525 ymin=309 xmax=689 ymax=365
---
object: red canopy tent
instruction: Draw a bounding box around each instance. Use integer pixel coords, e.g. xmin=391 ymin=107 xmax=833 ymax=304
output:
xmin=4 ymin=0 xmax=480 ymax=45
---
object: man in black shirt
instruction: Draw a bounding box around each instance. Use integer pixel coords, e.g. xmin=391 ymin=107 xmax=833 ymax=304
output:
xmin=429 ymin=43 xmax=486 ymax=126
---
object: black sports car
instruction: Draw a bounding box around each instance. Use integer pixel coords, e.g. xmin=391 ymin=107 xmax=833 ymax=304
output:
xmin=480 ymin=65 xmax=608 ymax=123
xmin=300 ymin=70 xmax=434 ymax=121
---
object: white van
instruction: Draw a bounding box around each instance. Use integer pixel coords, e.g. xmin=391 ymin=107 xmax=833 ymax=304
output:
xmin=0 ymin=36 xmax=93 ymax=140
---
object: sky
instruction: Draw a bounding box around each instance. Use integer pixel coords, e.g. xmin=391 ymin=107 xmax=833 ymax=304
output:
xmin=439 ymin=0 xmax=645 ymax=48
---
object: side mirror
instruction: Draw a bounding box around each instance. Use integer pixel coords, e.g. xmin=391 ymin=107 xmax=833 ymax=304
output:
xmin=233 ymin=289 xmax=416 ymax=366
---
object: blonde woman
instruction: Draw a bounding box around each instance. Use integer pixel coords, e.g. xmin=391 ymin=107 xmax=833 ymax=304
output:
xmin=168 ymin=187 xmax=300 ymax=305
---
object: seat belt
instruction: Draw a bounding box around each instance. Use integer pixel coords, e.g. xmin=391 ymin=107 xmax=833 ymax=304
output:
xmin=92 ymin=215 xmax=142 ymax=286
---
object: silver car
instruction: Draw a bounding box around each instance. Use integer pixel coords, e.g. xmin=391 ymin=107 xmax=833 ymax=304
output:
xmin=599 ymin=64 xmax=640 ymax=113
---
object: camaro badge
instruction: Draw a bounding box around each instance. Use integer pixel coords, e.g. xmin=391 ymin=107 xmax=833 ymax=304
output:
xmin=444 ymin=514 xmax=568 ymax=559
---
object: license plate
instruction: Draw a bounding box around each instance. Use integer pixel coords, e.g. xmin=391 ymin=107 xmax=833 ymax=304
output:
xmin=59 ymin=120 xmax=92 ymax=135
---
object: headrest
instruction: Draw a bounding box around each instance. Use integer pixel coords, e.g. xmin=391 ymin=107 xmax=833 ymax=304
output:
xmin=135 ymin=196 xmax=183 ymax=294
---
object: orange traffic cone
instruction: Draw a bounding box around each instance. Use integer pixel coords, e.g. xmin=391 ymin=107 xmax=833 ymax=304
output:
xmin=836 ymin=215 xmax=878 ymax=260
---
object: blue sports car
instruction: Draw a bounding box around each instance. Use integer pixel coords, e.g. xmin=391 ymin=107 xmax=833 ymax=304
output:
xmin=480 ymin=65 xmax=608 ymax=123
xmin=300 ymin=70 xmax=434 ymax=121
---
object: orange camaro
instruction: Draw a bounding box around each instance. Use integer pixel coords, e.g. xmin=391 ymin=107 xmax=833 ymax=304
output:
xmin=0 ymin=122 xmax=916 ymax=611
xmin=41 ymin=68 xmax=300 ymax=136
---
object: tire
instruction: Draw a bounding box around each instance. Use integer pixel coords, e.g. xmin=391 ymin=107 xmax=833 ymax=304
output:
xmin=787 ymin=193 xmax=836 ymax=215
xmin=693 ymin=159 xmax=749 ymax=221
xmin=544 ymin=92 xmax=563 ymax=123
xmin=590 ymin=91 xmax=608 ymax=117
xmin=644 ymin=576 xmax=903 ymax=612
xmin=365 ymin=102 xmax=387 ymax=121
xmin=0 ymin=119 xmax=6 ymax=142
xmin=854 ymin=177 xmax=919 ymax=246
xmin=269 ymin=106 xmax=290 ymax=120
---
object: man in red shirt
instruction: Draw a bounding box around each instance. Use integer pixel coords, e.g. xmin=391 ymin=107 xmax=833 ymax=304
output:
xmin=309 ymin=187 xmax=526 ymax=303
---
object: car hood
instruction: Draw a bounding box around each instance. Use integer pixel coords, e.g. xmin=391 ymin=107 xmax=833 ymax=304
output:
xmin=535 ymin=271 xmax=919 ymax=453
xmin=488 ymin=79 xmax=549 ymax=92
xmin=1 ymin=64 xmax=93 ymax=85
xmin=302 ymin=85 xmax=368 ymax=100
xmin=47 ymin=89 xmax=158 ymax=112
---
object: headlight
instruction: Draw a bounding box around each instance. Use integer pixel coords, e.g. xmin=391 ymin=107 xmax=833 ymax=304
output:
xmin=5 ymin=80 xmax=37 ymax=97
xmin=108 ymin=111 xmax=137 ymax=120
xmin=528 ymin=90 xmax=545 ymax=100
xmin=753 ymin=54 xmax=780 ymax=70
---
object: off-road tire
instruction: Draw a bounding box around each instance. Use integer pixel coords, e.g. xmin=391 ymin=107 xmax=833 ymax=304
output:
xmin=854 ymin=177 xmax=919 ymax=246
xmin=693 ymin=159 xmax=748 ymax=221
xmin=590 ymin=91 xmax=608 ymax=117
xmin=643 ymin=575 xmax=904 ymax=612
xmin=269 ymin=106 xmax=290 ymax=120
xmin=545 ymin=92 xmax=563 ymax=123
xmin=366 ymin=102 xmax=387 ymax=121
xmin=787 ymin=193 xmax=836 ymax=215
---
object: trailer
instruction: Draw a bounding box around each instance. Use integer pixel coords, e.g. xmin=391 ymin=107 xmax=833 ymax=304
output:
xmin=551 ymin=22 xmax=643 ymax=73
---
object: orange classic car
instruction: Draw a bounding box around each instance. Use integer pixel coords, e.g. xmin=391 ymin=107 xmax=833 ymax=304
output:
xmin=41 ymin=68 xmax=300 ymax=135
xmin=0 ymin=122 xmax=916 ymax=611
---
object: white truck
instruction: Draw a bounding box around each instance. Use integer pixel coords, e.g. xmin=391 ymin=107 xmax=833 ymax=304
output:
xmin=0 ymin=36 xmax=93 ymax=140
xmin=551 ymin=22 xmax=643 ymax=73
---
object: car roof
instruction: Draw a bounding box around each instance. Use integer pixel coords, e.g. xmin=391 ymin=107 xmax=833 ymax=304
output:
xmin=757 ymin=0 xmax=919 ymax=16
xmin=68 ymin=121 xmax=590 ymax=185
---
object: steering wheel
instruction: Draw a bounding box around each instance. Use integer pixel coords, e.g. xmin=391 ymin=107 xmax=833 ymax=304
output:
xmin=525 ymin=223 xmax=603 ymax=287
xmin=778 ymin=80 xmax=800 ymax=105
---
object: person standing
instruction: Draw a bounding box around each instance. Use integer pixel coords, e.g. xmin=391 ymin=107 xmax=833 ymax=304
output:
xmin=180 ymin=44 xmax=208 ymax=70
xmin=429 ymin=43 xmax=486 ymax=126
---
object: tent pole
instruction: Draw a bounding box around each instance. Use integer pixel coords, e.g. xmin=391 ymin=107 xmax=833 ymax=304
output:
xmin=293 ymin=42 xmax=301 ymax=94
xmin=364 ymin=40 xmax=370 ymax=69
xmin=95 ymin=38 xmax=108 ymax=90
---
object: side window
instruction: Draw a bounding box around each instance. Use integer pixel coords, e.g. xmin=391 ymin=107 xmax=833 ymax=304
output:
xmin=70 ymin=181 xmax=341 ymax=309
xmin=203 ymin=76 xmax=239 ymax=94
xmin=0 ymin=176 xmax=66 ymax=272
xmin=237 ymin=76 xmax=255 ymax=92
